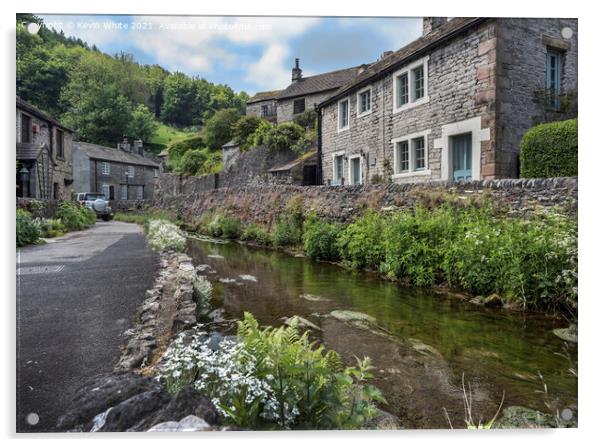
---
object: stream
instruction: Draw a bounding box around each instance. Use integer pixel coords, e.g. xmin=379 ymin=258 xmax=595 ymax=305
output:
xmin=186 ymin=237 xmax=577 ymax=429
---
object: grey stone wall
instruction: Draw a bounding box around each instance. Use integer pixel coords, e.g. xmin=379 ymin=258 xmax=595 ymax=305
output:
xmin=321 ymin=20 xmax=498 ymax=186
xmin=277 ymin=91 xmax=332 ymax=123
xmin=496 ymin=18 xmax=578 ymax=177
xmin=246 ymin=99 xmax=278 ymax=122
xmin=153 ymin=177 xmax=577 ymax=226
xmin=85 ymin=159 xmax=157 ymax=201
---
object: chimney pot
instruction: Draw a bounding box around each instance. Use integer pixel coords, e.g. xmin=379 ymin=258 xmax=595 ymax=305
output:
xmin=292 ymin=58 xmax=303 ymax=83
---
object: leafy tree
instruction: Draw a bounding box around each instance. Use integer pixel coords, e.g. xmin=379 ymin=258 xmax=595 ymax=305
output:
xmin=160 ymin=72 xmax=196 ymax=126
xmin=264 ymin=122 xmax=306 ymax=152
xmin=179 ymin=149 xmax=208 ymax=175
xmin=202 ymin=108 xmax=241 ymax=151
xmin=233 ymin=115 xmax=266 ymax=150
xmin=127 ymin=104 xmax=159 ymax=142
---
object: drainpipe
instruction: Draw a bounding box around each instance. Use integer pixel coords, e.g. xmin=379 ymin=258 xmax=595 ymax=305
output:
xmin=94 ymin=159 xmax=98 ymax=193
xmin=316 ymin=104 xmax=322 ymax=185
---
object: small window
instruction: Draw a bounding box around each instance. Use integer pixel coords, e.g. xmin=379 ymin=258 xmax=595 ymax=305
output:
xmin=397 ymin=73 xmax=409 ymax=107
xmin=293 ymin=98 xmax=306 ymax=114
xmin=358 ymin=89 xmax=371 ymax=115
xmin=127 ymin=166 xmax=135 ymax=178
xmin=21 ymin=114 xmax=32 ymax=143
xmin=120 ymin=185 xmax=128 ymax=200
xmin=546 ymin=49 xmax=562 ymax=109
xmin=56 ymin=129 xmax=64 ymax=158
xmin=396 ymin=141 xmax=409 ymax=173
xmin=102 ymin=184 xmax=110 ymax=198
xmin=261 ymin=104 xmax=269 ymax=117
xmin=102 ymin=162 xmax=110 ymax=175
xmin=413 ymin=137 xmax=426 ymax=171
xmin=412 ymin=66 xmax=424 ymax=101
xmin=334 ymin=155 xmax=344 ymax=183
xmin=136 ymin=185 xmax=144 ymax=200
xmin=338 ymin=99 xmax=349 ymax=130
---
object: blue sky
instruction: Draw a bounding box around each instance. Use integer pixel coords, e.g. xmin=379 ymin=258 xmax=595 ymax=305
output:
xmin=39 ymin=14 xmax=422 ymax=95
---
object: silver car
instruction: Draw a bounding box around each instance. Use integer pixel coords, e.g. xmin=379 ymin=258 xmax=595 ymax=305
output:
xmin=76 ymin=192 xmax=113 ymax=221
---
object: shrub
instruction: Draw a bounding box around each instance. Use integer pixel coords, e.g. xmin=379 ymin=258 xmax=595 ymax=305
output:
xmin=167 ymin=135 xmax=204 ymax=160
xmin=272 ymin=212 xmax=304 ymax=247
xmin=520 ymin=118 xmax=577 ymax=178
xmin=56 ymin=202 xmax=96 ymax=231
xmin=16 ymin=209 xmax=40 ymax=247
xmin=241 ymin=223 xmax=272 ymax=246
xmin=293 ymin=110 xmax=317 ymax=131
xmin=206 ymin=214 xmax=225 ymax=237
xmin=35 ymin=218 xmax=66 ymax=238
xmin=233 ymin=116 xmax=266 ymax=150
xmin=202 ymin=108 xmax=241 ymax=150
xmin=303 ymin=215 xmax=341 ymax=261
xmin=249 ymin=120 xmax=273 ymax=148
xmin=220 ymin=216 xmax=242 ymax=239
xmin=158 ymin=313 xmax=385 ymax=429
xmin=263 ymin=122 xmax=305 ymax=152
xmin=179 ymin=149 xmax=207 ymax=175
xmin=146 ymin=219 xmax=186 ymax=251
xmin=337 ymin=211 xmax=386 ymax=270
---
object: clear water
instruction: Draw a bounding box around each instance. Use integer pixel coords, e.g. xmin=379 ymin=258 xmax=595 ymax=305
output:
xmin=187 ymin=238 xmax=578 ymax=429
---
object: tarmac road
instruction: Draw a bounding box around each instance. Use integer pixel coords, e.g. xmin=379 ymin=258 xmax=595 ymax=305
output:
xmin=16 ymin=221 xmax=158 ymax=432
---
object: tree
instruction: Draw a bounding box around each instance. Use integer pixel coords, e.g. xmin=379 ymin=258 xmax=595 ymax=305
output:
xmin=179 ymin=149 xmax=208 ymax=175
xmin=233 ymin=115 xmax=266 ymax=150
xmin=160 ymin=72 xmax=196 ymax=126
xmin=202 ymin=108 xmax=242 ymax=151
xmin=127 ymin=104 xmax=159 ymax=142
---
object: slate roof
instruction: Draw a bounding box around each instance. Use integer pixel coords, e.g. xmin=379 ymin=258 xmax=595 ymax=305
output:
xmin=16 ymin=96 xmax=74 ymax=133
xmin=277 ymin=66 xmax=367 ymax=101
xmin=268 ymin=150 xmax=317 ymax=172
xmin=75 ymin=141 xmax=160 ymax=168
xmin=318 ymin=17 xmax=487 ymax=107
xmin=247 ymin=90 xmax=283 ymax=104
xmin=16 ymin=142 xmax=48 ymax=161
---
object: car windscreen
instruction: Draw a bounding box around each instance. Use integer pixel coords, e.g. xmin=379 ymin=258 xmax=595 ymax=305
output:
xmin=84 ymin=194 xmax=106 ymax=201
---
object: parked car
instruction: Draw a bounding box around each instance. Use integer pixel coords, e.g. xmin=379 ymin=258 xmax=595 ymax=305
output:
xmin=75 ymin=192 xmax=113 ymax=221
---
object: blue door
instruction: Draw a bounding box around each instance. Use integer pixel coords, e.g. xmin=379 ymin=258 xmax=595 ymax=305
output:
xmin=452 ymin=133 xmax=472 ymax=181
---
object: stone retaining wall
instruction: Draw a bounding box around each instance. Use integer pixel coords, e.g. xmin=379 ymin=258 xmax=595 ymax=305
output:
xmin=153 ymin=175 xmax=577 ymax=225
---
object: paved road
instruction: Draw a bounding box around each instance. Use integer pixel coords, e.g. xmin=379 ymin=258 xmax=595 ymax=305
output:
xmin=16 ymin=221 xmax=158 ymax=432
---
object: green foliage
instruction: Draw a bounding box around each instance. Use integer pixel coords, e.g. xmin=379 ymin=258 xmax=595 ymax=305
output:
xmin=35 ymin=218 xmax=66 ymax=238
xmin=233 ymin=115 xmax=266 ymax=150
xmin=241 ymin=223 xmax=273 ymax=246
xmin=203 ymin=214 xmax=242 ymax=239
xmin=221 ymin=216 xmax=242 ymax=239
xmin=166 ymin=135 xmax=205 ymax=160
xmin=202 ymin=108 xmax=242 ymax=151
xmin=520 ymin=119 xmax=578 ymax=178
xmin=16 ymin=209 xmax=40 ymax=247
xmin=127 ymin=104 xmax=159 ymax=142
xmin=337 ymin=211 xmax=386 ymax=270
xmin=55 ymin=202 xmax=96 ymax=231
xmin=263 ymin=122 xmax=306 ymax=152
xmin=292 ymin=110 xmax=317 ymax=131
xmin=303 ymin=214 xmax=341 ymax=261
xmin=179 ymin=149 xmax=208 ymax=175
xmin=249 ymin=120 xmax=273 ymax=148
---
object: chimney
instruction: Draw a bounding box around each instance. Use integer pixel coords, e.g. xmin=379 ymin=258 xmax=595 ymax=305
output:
xmin=378 ymin=51 xmax=393 ymax=61
xmin=118 ymin=137 xmax=131 ymax=153
xmin=423 ymin=17 xmax=448 ymax=36
xmin=291 ymin=58 xmax=302 ymax=83
xmin=133 ymin=139 xmax=144 ymax=156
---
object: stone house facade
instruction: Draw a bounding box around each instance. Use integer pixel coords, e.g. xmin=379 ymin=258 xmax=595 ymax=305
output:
xmin=16 ymin=96 xmax=74 ymax=199
xmin=73 ymin=140 xmax=160 ymax=202
xmin=318 ymin=17 xmax=578 ymax=186
xmin=246 ymin=59 xmax=365 ymax=124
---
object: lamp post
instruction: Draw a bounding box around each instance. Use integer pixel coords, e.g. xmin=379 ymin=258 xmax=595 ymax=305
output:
xmin=19 ymin=165 xmax=30 ymax=197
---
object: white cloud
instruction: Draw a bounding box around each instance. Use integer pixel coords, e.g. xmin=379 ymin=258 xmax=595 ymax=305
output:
xmin=244 ymin=42 xmax=291 ymax=90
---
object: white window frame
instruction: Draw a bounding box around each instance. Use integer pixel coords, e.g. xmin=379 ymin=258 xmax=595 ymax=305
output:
xmin=331 ymin=150 xmax=346 ymax=184
xmin=347 ymin=154 xmax=363 ymax=185
xmin=391 ymin=129 xmax=432 ymax=179
xmin=101 ymin=184 xmax=110 ymax=199
xmin=101 ymin=161 xmax=110 ymax=175
xmin=126 ymin=165 xmax=135 ymax=178
xmin=120 ymin=185 xmax=128 ymax=200
xmin=136 ymin=185 xmax=144 ymax=200
xmin=337 ymin=97 xmax=350 ymax=132
xmin=392 ymin=55 xmax=430 ymax=114
xmin=356 ymin=86 xmax=372 ymax=118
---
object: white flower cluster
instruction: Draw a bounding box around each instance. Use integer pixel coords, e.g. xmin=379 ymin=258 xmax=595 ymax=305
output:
xmin=146 ymin=219 xmax=186 ymax=251
xmin=157 ymin=328 xmax=297 ymax=425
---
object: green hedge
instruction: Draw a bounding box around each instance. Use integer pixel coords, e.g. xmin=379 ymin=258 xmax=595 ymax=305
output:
xmin=520 ymin=118 xmax=577 ymax=178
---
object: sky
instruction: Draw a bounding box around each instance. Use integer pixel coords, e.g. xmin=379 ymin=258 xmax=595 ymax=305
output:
xmin=38 ymin=14 xmax=422 ymax=95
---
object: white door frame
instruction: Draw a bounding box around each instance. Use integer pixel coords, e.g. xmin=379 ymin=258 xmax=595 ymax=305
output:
xmin=348 ymin=154 xmax=363 ymax=185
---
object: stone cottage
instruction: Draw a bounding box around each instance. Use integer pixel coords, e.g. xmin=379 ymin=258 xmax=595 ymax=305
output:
xmin=246 ymin=59 xmax=367 ymax=124
xmin=317 ymin=17 xmax=578 ymax=186
xmin=73 ymin=139 xmax=160 ymax=201
xmin=16 ymin=96 xmax=74 ymax=199
xmin=246 ymin=90 xmax=282 ymax=123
